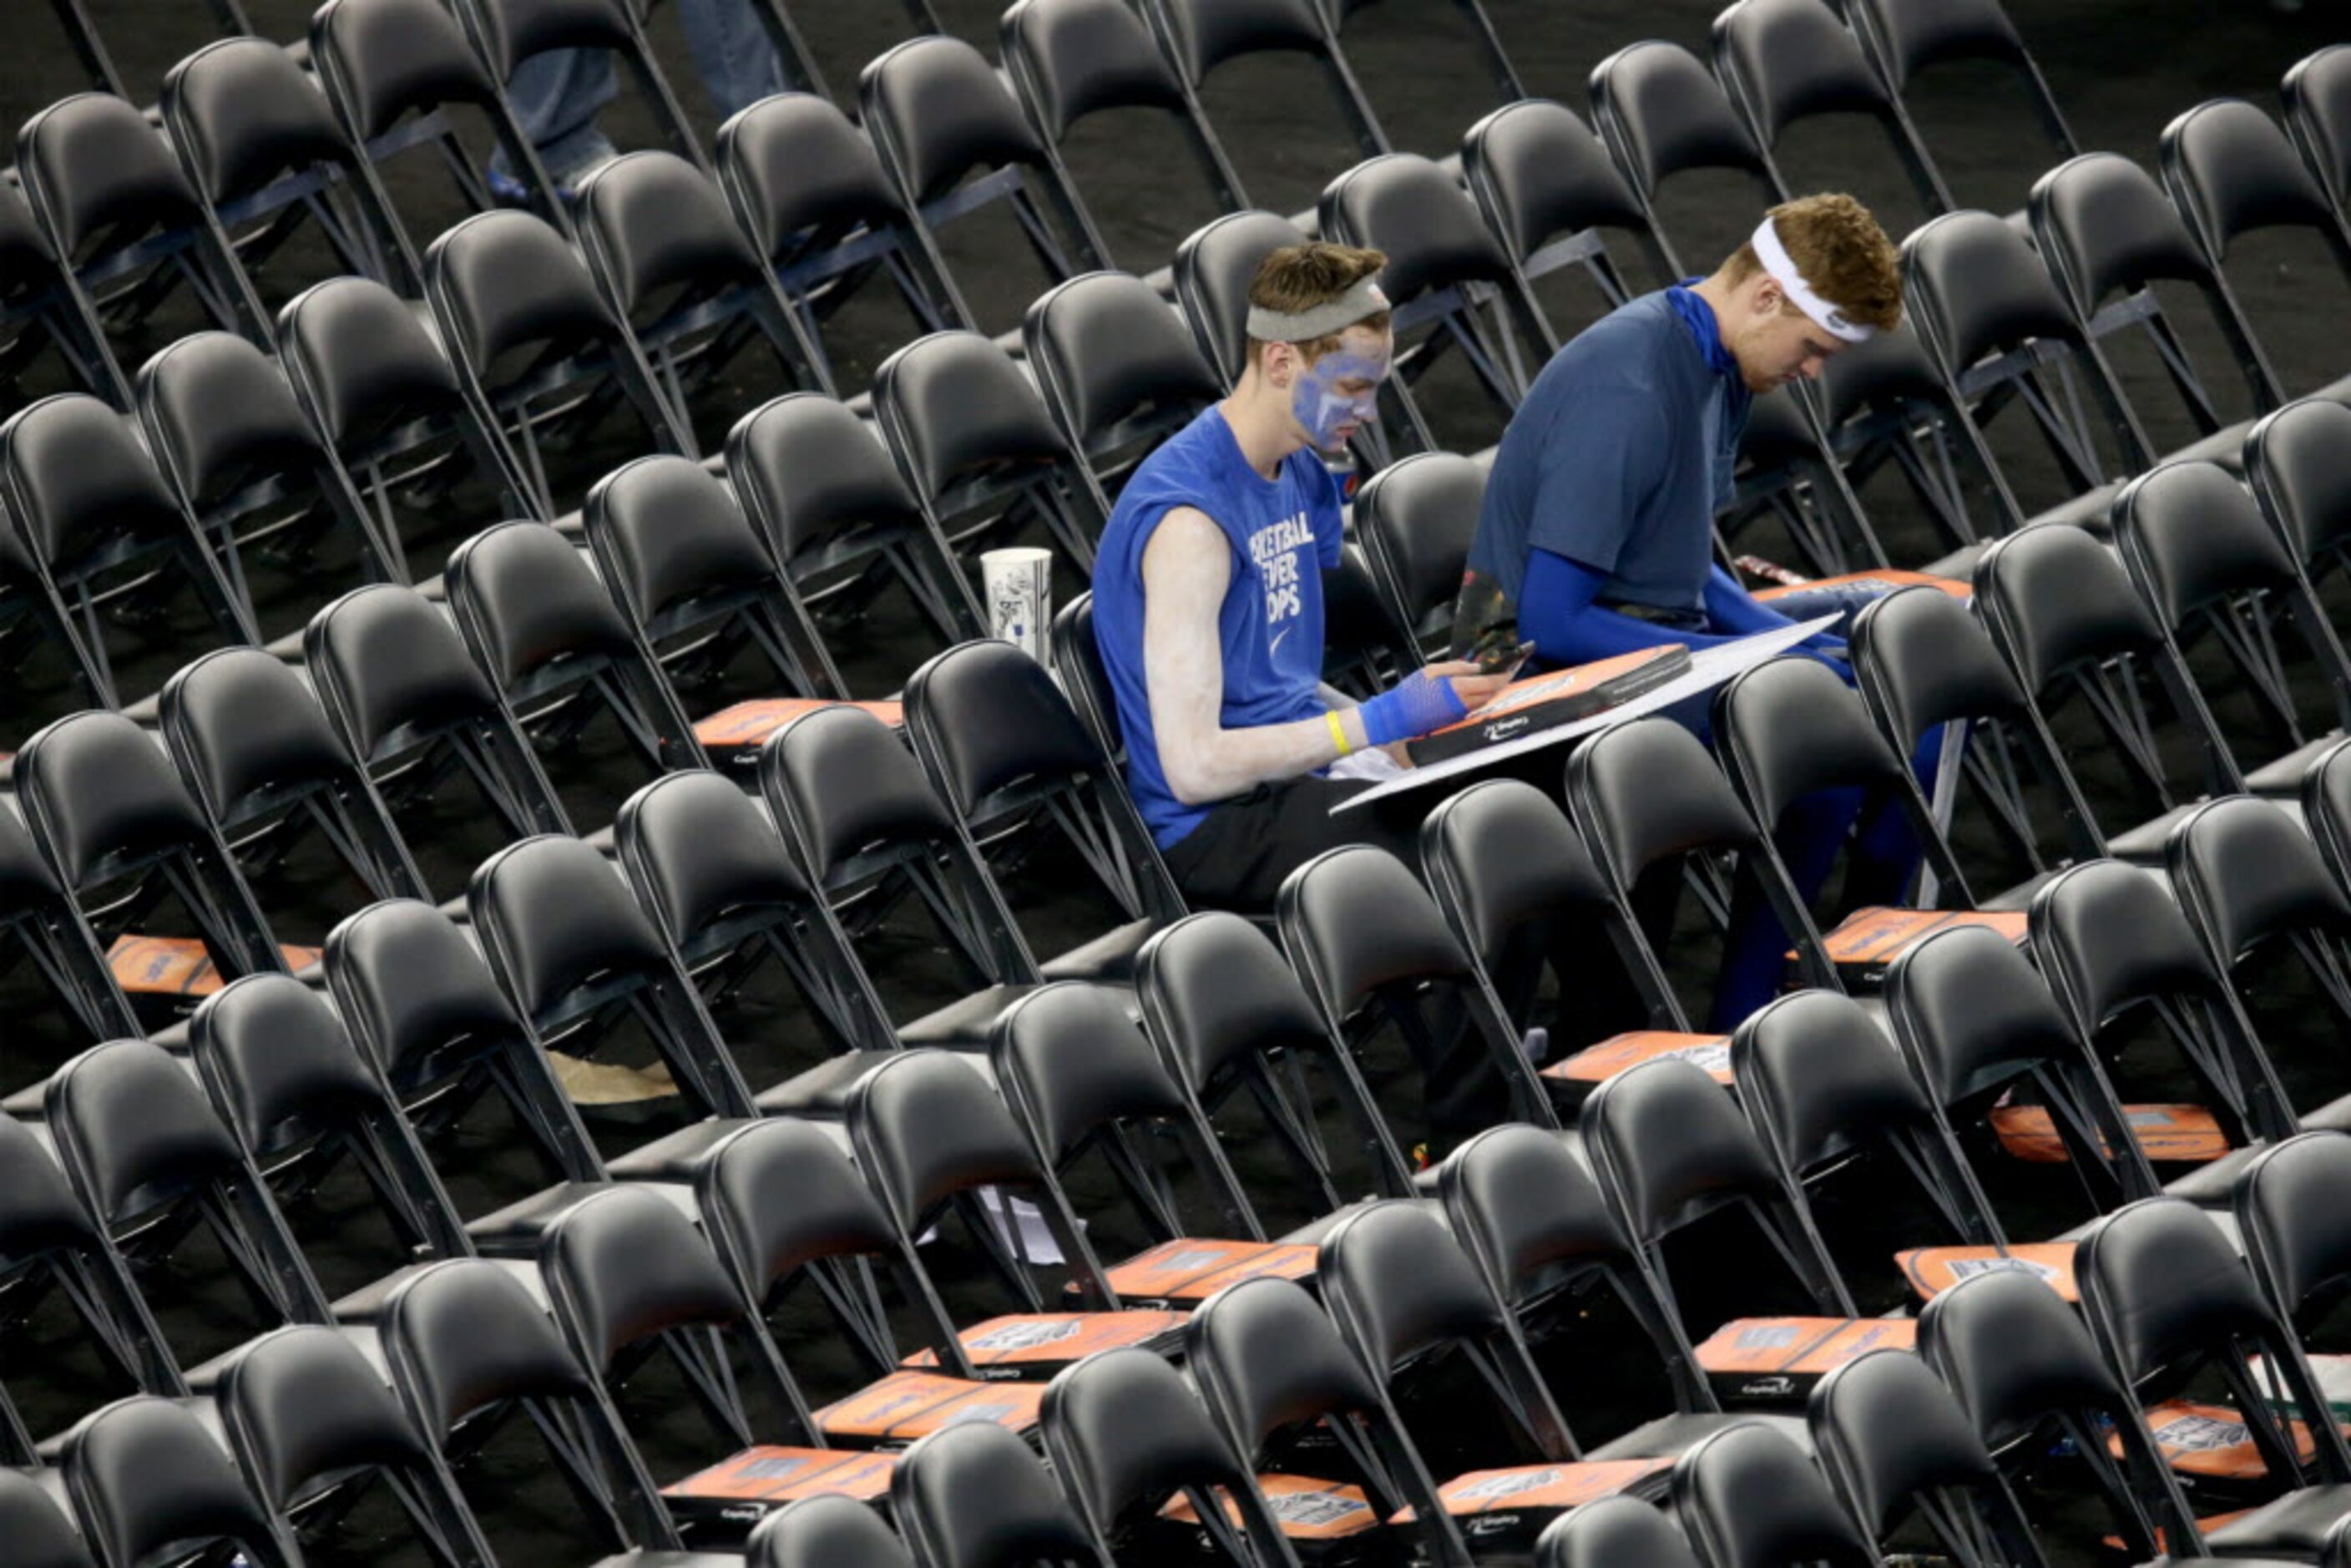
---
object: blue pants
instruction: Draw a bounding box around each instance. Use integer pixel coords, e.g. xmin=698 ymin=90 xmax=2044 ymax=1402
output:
xmin=491 ymin=0 xmax=787 ymax=183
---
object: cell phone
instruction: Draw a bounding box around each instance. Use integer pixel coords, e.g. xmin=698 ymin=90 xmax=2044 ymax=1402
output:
xmin=1476 ymin=638 xmax=1536 ymax=675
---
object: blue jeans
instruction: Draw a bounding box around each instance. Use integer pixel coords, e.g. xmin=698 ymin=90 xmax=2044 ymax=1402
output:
xmin=491 ymin=0 xmax=786 ymax=183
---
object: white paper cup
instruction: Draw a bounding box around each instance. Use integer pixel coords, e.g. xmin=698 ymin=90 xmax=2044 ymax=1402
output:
xmin=980 ymin=547 xmax=1054 ymax=664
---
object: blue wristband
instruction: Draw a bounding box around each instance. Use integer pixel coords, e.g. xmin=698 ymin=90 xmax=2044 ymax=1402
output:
xmin=1358 ymin=669 xmax=1470 ymax=747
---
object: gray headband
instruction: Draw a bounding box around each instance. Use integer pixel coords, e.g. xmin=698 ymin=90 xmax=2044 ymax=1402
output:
xmin=1245 ymin=277 xmax=1390 ymax=343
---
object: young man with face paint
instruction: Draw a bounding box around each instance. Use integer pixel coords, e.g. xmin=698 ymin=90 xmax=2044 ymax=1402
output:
xmin=1464 ymin=194 xmax=1926 ymax=1031
xmin=1091 ymin=243 xmax=1514 ymax=921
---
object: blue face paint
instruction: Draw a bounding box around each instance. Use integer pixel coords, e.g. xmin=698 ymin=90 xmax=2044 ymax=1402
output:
xmin=1291 ymin=345 xmax=1391 ymax=453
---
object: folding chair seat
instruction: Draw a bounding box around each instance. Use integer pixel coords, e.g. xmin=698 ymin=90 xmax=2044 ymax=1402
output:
xmin=847 ymin=1051 xmax=1187 ymax=1382
xmin=1565 ymin=716 xmax=1843 ymax=1031
xmin=1039 ymin=1345 xmax=1292 ymax=1564
xmin=1277 ymin=842 xmax=1557 ymax=1143
xmin=1974 ymin=524 xmax=2248 ymax=865
xmin=1317 ymin=152 xmax=1550 ymax=461
xmin=15 ymin=711 xmax=305 ymax=1038
xmin=377 ymin=1257 xmax=685 ymax=1559
xmin=0 ymin=1469 xmax=94 ymax=1568
xmin=43 ymin=1038 xmax=331 ymax=1373
xmin=0 ymin=797 xmax=142 ymax=1067
xmin=1536 ymin=1495 xmax=1702 ymax=1568
xmin=1353 ymin=449 xmax=1484 ymax=660
xmin=2163 ymin=98 xmax=2351 ymax=409
xmin=761 ymin=703 xmax=1094 ymax=1060
xmin=15 ymin=92 xmax=275 ymax=363
xmin=614 ymin=770 xmax=897 ymax=1072
xmin=903 ymin=638 xmax=1185 ymax=990
xmin=1709 ymin=0 xmax=1954 ymax=226
xmin=1732 ymin=989 xmax=2008 ymax=1308
xmin=857 ymin=36 xmax=1108 ymax=336
xmin=2031 ymin=153 xmax=2285 ymax=468
xmin=574 ymin=149 xmax=831 ymax=451
xmin=2169 ymin=797 xmax=2351 ymax=1128
xmin=136 ymin=330 xmax=405 ymax=624
xmin=423 ymin=210 xmax=691 ymax=514
xmin=1181 ymin=1273 xmax=1464 ymax=1563
xmin=1457 ymin=99 xmax=1657 ymax=352
xmin=0 ymin=181 xmax=134 ymax=413
xmin=715 ymin=93 xmax=965 ymax=393
xmin=589 ymin=456 xmax=848 ymax=751
xmin=1021 ymin=269 xmax=1225 ymax=511
xmin=309 ymin=0 xmax=572 ymax=239
xmin=212 ymin=1323 xmax=492 ymax=1562
xmin=444 ymin=518 xmax=710 ymax=817
xmin=159 ymin=646 xmax=428 ymax=918
xmin=535 ymin=1186 xmax=897 ymax=1539
xmin=1002 ymin=0 xmax=1251 ymax=266
xmin=58 ymin=1395 xmax=299 ymax=1568
xmin=990 ymin=983 xmax=1277 ymax=1309
xmin=1807 ymin=1348 xmax=2045 ymax=1567
xmin=1841 ymin=0 xmax=2077 ymax=214
xmin=1140 ymin=0 xmax=1390 ymax=206
xmin=1580 ymin=1058 xmax=1861 ymax=1363
xmin=466 ymin=833 xmax=757 ymax=1141
xmin=1669 ymin=1421 xmax=1878 ymax=1568
xmin=189 ymin=974 xmax=471 ymax=1289
xmin=1437 ymin=1123 xmax=1799 ymax=1465
xmin=277 ymin=276 xmax=543 ymax=564
xmin=159 ymin=34 xmax=421 ymax=313
xmin=305 ymin=584 xmax=573 ymax=882
xmin=2030 ymin=859 xmax=2298 ymax=1207
xmin=1881 ymin=923 xmax=2158 ymax=1220
xmin=1418 ymin=783 xmax=1704 ymax=1115
xmin=744 ymin=1493 xmax=915 ymax=1568
xmin=892 ymin=1422 xmax=1107 ymax=1568
xmin=1848 ymin=584 xmax=2106 ymax=895
xmin=1919 ymin=1267 xmax=2204 ymax=1560
xmin=452 ymin=0 xmax=709 ymax=173
xmin=1316 ymin=1200 xmax=1686 ymax=1550
xmin=0 ymin=392 xmax=254 ymax=713
xmin=2114 ymin=460 xmax=2351 ymax=800
xmin=2076 ymin=1197 xmax=2351 ymax=1552
xmin=872 ymin=328 xmax=1107 ymax=570
xmin=725 ymin=392 xmax=984 ymax=681
xmin=1135 ymin=909 xmax=1420 ymax=1226
xmin=1711 ymin=655 xmax=1993 ymax=965
xmin=0 ymin=1115 xmax=183 ymax=1449
xmin=1900 ymin=210 xmax=2156 ymax=535
xmin=324 ymin=898 xmax=606 ymax=1215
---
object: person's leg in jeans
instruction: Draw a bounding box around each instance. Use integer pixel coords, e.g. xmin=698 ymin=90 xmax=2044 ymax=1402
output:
xmin=675 ymin=0 xmax=787 ymax=119
xmin=489 ymin=49 xmax=619 ymax=193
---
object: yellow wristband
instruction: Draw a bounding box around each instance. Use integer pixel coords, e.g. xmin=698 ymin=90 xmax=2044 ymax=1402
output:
xmin=1327 ymin=709 xmax=1353 ymax=757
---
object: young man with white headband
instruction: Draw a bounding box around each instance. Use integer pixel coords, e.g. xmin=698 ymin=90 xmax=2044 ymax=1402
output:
xmin=1465 ymin=193 xmax=1902 ymax=672
xmin=1092 ymin=242 xmax=1514 ymax=918
xmin=1464 ymin=195 xmax=1913 ymax=1031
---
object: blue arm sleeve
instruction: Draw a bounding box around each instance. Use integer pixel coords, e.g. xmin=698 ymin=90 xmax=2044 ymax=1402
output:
xmin=1521 ymin=549 xmax=1741 ymax=665
xmin=1700 ymin=564 xmax=1797 ymax=635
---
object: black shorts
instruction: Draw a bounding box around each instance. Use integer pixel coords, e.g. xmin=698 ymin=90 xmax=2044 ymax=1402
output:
xmin=1160 ymin=773 xmax=1425 ymax=915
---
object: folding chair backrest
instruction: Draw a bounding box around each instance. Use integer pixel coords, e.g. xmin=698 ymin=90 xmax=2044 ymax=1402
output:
xmin=0 ymin=180 xmax=128 ymax=409
xmin=2249 ymin=397 xmax=2351 ymax=590
xmin=2286 ymin=45 xmax=2351 ymax=223
xmin=1022 ymin=269 xmax=1225 ymax=503
xmin=1730 ymin=989 xmax=1949 ymax=1190
xmin=1142 ymin=0 xmax=1389 ymax=164
xmin=1671 ymin=1421 xmax=1878 ymax=1568
xmin=2235 ymin=1130 xmax=2351 ymax=1334
xmin=1352 ymin=451 xmax=1484 ymax=658
xmin=1173 ymin=209 xmax=1316 ymax=387
xmin=1587 ymin=39 xmax=1775 ymax=275
xmin=1537 ymin=1495 xmax=1701 ymax=1568
xmin=63 ymin=1396 xmax=297 ymax=1568
xmin=0 ymin=1470 xmax=93 ymax=1568
xmin=751 ymin=1494 xmax=915 ymax=1568
xmin=1041 ymin=1347 xmax=1293 ymax=1564
xmin=2164 ymin=98 xmax=2351 ymax=274
xmin=1808 ymin=1349 xmax=2039 ymax=1566
xmin=1459 ymin=99 xmax=1653 ymax=341
xmin=1842 ymin=0 xmax=2074 ymax=166
xmin=892 ymin=1422 xmax=1106 ymax=1568
xmin=1711 ymin=0 xmax=1949 ymax=220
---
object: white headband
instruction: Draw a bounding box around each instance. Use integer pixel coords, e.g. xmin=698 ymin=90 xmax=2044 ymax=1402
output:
xmin=1751 ymin=215 xmax=1877 ymax=344
xmin=1246 ymin=277 xmax=1390 ymax=343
